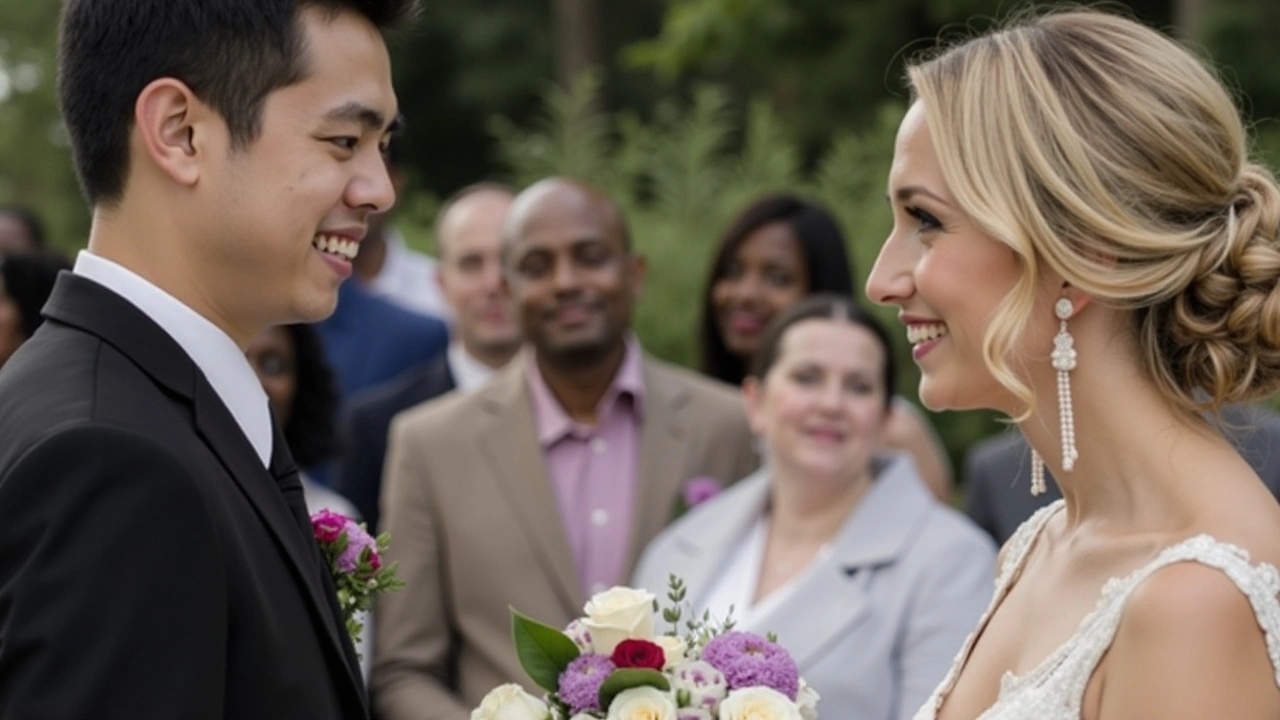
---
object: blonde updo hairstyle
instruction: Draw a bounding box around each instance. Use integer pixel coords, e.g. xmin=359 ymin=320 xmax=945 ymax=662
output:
xmin=907 ymin=9 xmax=1280 ymax=417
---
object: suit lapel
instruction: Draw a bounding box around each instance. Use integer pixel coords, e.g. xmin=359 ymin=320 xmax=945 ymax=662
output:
xmin=672 ymin=471 xmax=773 ymax=607
xmin=478 ymin=361 xmax=582 ymax=613
xmin=628 ymin=359 xmax=693 ymax=571
xmin=193 ymin=356 xmax=366 ymax=708
xmin=754 ymin=454 xmax=934 ymax=669
xmin=45 ymin=275 xmax=366 ymax=709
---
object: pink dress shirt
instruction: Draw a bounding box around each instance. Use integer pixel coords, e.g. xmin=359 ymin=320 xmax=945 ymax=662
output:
xmin=526 ymin=339 xmax=645 ymax=599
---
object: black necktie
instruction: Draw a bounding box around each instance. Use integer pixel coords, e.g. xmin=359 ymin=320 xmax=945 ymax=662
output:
xmin=268 ymin=416 xmax=315 ymax=542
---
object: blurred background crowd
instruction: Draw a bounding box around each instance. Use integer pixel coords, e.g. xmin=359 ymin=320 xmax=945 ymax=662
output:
xmin=5 ymin=1 xmax=1280 ymax=717
xmin=3 ymin=0 xmax=1278 ymax=474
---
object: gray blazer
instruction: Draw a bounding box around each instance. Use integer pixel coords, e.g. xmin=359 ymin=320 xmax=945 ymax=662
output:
xmin=633 ymin=454 xmax=996 ymax=720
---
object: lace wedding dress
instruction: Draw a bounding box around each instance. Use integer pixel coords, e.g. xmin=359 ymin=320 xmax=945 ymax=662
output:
xmin=912 ymin=500 xmax=1280 ymax=719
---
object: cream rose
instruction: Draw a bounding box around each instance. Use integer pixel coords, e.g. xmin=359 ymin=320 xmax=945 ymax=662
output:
xmin=470 ymin=683 xmax=550 ymax=720
xmin=582 ymin=586 xmax=656 ymax=654
xmin=795 ymin=679 xmax=819 ymax=720
xmin=654 ymin=634 xmax=687 ymax=668
xmin=605 ymin=686 xmax=678 ymax=720
xmin=718 ymin=687 xmax=802 ymax=720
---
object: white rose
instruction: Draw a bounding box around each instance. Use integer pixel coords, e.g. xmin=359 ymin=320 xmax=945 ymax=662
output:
xmin=582 ymin=586 xmax=656 ymax=654
xmin=605 ymin=686 xmax=678 ymax=720
xmin=795 ymin=679 xmax=819 ymax=720
xmin=718 ymin=687 xmax=802 ymax=720
xmin=470 ymin=683 xmax=551 ymax=720
xmin=654 ymin=635 xmax=687 ymax=668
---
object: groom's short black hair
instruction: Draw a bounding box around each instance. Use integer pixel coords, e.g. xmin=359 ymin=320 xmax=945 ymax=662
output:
xmin=57 ymin=0 xmax=419 ymax=207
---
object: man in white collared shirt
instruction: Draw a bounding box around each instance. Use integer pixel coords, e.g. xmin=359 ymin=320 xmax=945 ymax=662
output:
xmin=336 ymin=182 xmax=521 ymax=529
xmin=0 ymin=1 xmax=417 ymax=718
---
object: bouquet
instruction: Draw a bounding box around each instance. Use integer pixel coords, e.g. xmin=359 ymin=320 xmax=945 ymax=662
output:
xmin=310 ymin=509 xmax=405 ymax=653
xmin=472 ymin=576 xmax=819 ymax=720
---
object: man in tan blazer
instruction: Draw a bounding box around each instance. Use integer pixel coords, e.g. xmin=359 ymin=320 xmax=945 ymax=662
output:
xmin=372 ymin=177 xmax=759 ymax=720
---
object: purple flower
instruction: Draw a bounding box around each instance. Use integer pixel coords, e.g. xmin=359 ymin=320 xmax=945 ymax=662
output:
xmin=557 ymin=653 xmax=616 ymax=715
xmin=336 ymin=520 xmax=380 ymax=573
xmin=564 ymin=618 xmax=594 ymax=654
xmin=701 ymin=631 xmax=800 ymax=700
xmin=670 ymin=660 xmax=727 ymax=710
xmin=682 ymin=476 xmax=722 ymax=508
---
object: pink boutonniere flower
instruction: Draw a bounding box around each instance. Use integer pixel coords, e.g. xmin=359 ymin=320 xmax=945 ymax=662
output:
xmin=310 ymin=509 xmax=404 ymax=655
xmin=683 ymin=476 xmax=723 ymax=508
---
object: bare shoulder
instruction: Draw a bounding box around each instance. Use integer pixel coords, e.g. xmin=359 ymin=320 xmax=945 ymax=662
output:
xmin=1099 ymin=557 xmax=1280 ymax=718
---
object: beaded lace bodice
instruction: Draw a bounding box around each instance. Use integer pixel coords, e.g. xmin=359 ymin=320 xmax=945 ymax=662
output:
xmin=912 ymin=500 xmax=1280 ymax=720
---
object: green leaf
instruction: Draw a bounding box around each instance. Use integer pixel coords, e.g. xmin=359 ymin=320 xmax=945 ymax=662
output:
xmin=511 ymin=608 xmax=580 ymax=693
xmin=598 ymin=668 xmax=671 ymax=709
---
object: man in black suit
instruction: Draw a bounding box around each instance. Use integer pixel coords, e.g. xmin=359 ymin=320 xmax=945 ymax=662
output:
xmin=336 ymin=183 xmax=520 ymax=529
xmin=0 ymin=1 xmax=416 ymax=717
xmin=965 ymin=402 xmax=1280 ymax=545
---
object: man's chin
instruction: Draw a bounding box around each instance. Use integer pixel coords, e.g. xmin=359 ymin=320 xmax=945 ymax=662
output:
xmin=538 ymin=337 xmax=617 ymax=369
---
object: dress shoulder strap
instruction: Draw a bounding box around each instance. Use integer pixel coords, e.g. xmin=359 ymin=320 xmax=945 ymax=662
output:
xmin=1089 ymin=535 xmax=1280 ymax=689
xmin=997 ymin=500 xmax=1065 ymax=588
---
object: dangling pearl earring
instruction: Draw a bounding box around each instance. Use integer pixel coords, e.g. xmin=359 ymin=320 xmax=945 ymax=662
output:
xmin=1032 ymin=297 xmax=1078 ymax=496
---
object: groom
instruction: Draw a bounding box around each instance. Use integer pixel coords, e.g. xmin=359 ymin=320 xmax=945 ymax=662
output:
xmin=0 ymin=0 xmax=416 ymax=717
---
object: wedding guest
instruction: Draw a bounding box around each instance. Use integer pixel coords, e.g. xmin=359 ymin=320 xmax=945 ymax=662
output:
xmin=0 ymin=250 xmax=70 ymax=370
xmin=352 ymin=150 xmax=451 ymax=319
xmin=373 ymin=177 xmax=759 ymax=720
xmin=964 ymin=402 xmax=1280 ymax=545
xmin=870 ymin=9 xmax=1280 ymax=718
xmin=0 ymin=0 xmax=415 ymax=716
xmin=336 ymin=182 xmax=519 ymax=529
xmin=0 ymin=205 xmax=46 ymax=258
xmin=246 ymin=323 xmax=358 ymax=517
xmin=699 ymin=193 xmax=953 ymax=500
xmin=636 ymin=294 xmax=995 ymax=720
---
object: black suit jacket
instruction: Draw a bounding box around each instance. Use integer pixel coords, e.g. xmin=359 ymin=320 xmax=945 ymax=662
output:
xmin=964 ymin=403 xmax=1280 ymax=545
xmin=335 ymin=353 xmax=456 ymax=530
xmin=0 ymin=274 xmax=369 ymax=720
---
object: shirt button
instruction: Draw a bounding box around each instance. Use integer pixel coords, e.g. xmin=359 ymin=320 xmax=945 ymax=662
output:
xmin=591 ymin=437 xmax=607 ymax=455
xmin=591 ymin=509 xmax=610 ymax=527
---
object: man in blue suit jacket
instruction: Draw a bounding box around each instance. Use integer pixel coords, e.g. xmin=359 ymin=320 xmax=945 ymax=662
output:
xmin=335 ymin=183 xmax=519 ymax=528
xmin=315 ymin=279 xmax=449 ymax=404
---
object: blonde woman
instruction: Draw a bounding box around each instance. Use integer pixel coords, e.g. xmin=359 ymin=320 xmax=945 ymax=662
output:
xmin=870 ymin=9 xmax=1280 ymax=720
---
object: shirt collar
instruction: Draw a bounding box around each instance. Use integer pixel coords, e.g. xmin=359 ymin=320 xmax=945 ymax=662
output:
xmin=447 ymin=341 xmax=499 ymax=392
xmin=72 ymin=250 xmax=273 ymax=466
xmin=525 ymin=335 xmax=646 ymax=447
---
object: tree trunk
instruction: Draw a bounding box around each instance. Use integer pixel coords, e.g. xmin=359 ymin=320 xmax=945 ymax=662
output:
xmin=553 ymin=0 xmax=603 ymax=89
xmin=1173 ymin=0 xmax=1210 ymax=41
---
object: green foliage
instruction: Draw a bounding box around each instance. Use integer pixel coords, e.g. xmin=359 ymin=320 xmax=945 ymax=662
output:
xmin=510 ymin=608 xmax=581 ymax=693
xmin=597 ymin=668 xmax=671 ymax=709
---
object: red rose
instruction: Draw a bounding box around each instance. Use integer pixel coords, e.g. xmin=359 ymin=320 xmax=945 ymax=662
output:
xmin=610 ymin=639 xmax=665 ymax=670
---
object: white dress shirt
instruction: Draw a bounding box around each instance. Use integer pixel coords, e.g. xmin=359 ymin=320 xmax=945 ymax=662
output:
xmin=367 ymin=229 xmax=451 ymax=320
xmin=446 ymin=342 xmax=498 ymax=392
xmin=73 ymin=251 xmax=273 ymax=467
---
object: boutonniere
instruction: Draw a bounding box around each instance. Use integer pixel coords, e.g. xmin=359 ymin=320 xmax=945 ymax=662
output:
xmin=671 ymin=475 xmax=724 ymax=520
xmin=310 ymin=509 xmax=405 ymax=655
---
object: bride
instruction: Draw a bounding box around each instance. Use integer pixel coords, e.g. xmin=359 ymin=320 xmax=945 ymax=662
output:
xmin=870 ymin=8 xmax=1280 ymax=720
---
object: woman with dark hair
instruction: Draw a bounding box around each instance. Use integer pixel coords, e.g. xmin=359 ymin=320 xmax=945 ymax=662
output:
xmin=245 ymin=323 xmax=357 ymax=518
xmin=638 ymin=294 xmax=994 ymax=719
xmin=699 ymin=193 xmax=953 ymax=499
xmin=0 ymin=251 xmax=70 ymax=370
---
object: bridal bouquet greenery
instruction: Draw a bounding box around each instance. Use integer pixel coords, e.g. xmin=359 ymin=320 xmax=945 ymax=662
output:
xmin=472 ymin=576 xmax=819 ymax=720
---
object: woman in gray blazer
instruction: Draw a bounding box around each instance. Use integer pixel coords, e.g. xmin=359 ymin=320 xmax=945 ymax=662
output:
xmin=634 ymin=295 xmax=995 ymax=720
